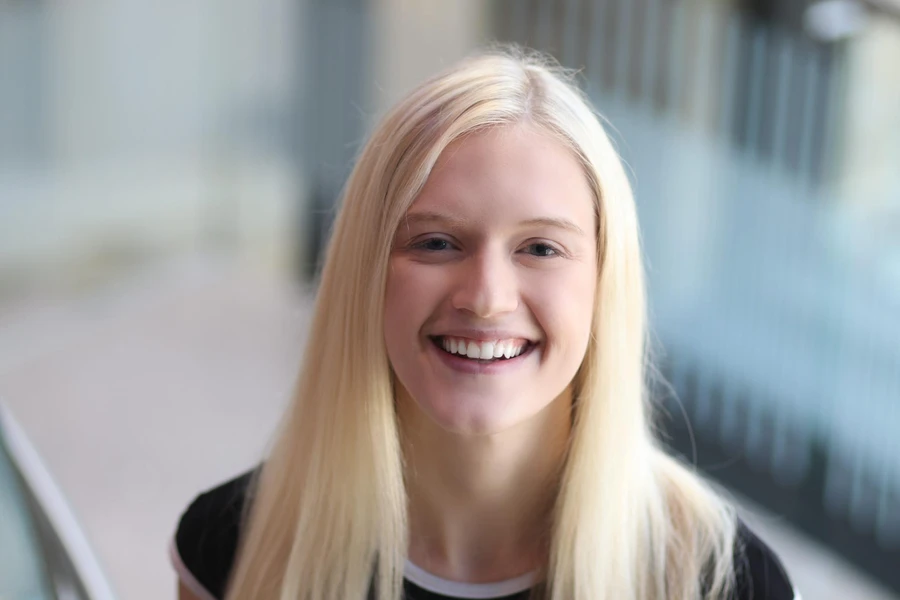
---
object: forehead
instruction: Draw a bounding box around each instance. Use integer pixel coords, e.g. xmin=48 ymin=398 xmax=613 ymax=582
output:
xmin=409 ymin=125 xmax=595 ymax=226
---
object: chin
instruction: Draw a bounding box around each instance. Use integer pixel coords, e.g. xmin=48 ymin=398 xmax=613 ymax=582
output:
xmin=424 ymin=392 xmax=539 ymax=436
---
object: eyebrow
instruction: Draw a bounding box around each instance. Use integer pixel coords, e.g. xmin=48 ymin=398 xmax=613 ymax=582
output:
xmin=402 ymin=211 xmax=587 ymax=236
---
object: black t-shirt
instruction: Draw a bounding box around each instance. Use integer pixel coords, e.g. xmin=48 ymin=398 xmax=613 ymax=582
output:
xmin=171 ymin=470 xmax=798 ymax=600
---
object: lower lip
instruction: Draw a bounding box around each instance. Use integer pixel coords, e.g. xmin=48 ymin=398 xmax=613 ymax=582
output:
xmin=429 ymin=339 xmax=537 ymax=375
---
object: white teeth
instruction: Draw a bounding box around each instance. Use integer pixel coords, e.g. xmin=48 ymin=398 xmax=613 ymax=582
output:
xmin=438 ymin=337 xmax=529 ymax=360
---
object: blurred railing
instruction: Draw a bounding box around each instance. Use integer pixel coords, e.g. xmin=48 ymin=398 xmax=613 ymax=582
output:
xmin=493 ymin=0 xmax=899 ymax=592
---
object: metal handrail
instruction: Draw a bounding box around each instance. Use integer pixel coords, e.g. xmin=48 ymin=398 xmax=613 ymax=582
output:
xmin=0 ymin=403 xmax=118 ymax=600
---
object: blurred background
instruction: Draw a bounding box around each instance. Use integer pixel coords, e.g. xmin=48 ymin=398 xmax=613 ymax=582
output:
xmin=0 ymin=0 xmax=897 ymax=599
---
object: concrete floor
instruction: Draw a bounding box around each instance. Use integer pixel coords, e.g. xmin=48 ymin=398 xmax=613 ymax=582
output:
xmin=0 ymin=255 xmax=895 ymax=600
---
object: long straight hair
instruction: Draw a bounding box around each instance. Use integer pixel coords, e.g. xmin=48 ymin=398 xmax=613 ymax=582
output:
xmin=225 ymin=48 xmax=737 ymax=600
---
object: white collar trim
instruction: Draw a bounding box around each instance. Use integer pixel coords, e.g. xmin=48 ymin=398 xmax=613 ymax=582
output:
xmin=403 ymin=560 xmax=539 ymax=598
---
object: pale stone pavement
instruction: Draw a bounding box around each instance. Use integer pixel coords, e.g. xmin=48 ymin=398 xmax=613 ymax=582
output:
xmin=0 ymin=255 xmax=895 ymax=600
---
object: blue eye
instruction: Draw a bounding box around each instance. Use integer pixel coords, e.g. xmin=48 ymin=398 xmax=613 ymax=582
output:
xmin=523 ymin=242 xmax=559 ymax=257
xmin=415 ymin=238 xmax=453 ymax=252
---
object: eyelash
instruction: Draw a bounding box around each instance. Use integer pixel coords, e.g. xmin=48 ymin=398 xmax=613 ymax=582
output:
xmin=415 ymin=238 xmax=455 ymax=252
xmin=411 ymin=237 xmax=563 ymax=258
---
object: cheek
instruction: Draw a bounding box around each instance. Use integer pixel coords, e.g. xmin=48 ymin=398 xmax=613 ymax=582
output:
xmin=383 ymin=261 xmax=440 ymax=362
xmin=529 ymin=267 xmax=596 ymax=359
xmin=383 ymin=267 xmax=414 ymax=357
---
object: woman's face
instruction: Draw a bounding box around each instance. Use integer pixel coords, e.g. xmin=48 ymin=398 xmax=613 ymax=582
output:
xmin=384 ymin=125 xmax=598 ymax=435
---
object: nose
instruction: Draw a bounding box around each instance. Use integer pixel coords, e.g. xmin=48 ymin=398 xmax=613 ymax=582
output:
xmin=451 ymin=245 xmax=519 ymax=318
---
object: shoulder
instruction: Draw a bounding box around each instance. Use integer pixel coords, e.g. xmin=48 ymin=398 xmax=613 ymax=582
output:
xmin=731 ymin=520 xmax=799 ymax=600
xmin=171 ymin=468 xmax=258 ymax=600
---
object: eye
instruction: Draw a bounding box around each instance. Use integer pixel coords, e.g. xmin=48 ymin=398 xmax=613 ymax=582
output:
xmin=413 ymin=237 xmax=455 ymax=252
xmin=521 ymin=242 xmax=560 ymax=258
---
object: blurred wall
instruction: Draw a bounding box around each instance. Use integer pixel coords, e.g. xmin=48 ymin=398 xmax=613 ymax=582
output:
xmin=371 ymin=0 xmax=489 ymax=114
xmin=0 ymin=0 xmax=305 ymax=297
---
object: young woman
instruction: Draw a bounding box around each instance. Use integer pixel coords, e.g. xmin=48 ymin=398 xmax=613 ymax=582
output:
xmin=170 ymin=49 xmax=798 ymax=600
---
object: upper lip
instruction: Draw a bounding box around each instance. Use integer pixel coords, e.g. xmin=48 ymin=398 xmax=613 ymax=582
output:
xmin=429 ymin=329 xmax=538 ymax=343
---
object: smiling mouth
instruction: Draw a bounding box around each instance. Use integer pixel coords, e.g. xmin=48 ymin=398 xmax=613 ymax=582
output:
xmin=429 ymin=336 xmax=535 ymax=362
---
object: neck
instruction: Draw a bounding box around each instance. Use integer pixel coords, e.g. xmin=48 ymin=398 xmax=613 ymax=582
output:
xmin=400 ymin=389 xmax=572 ymax=583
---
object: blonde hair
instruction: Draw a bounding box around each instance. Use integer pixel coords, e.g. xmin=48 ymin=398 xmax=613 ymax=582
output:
xmin=225 ymin=48 xmax=737 ymax=600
